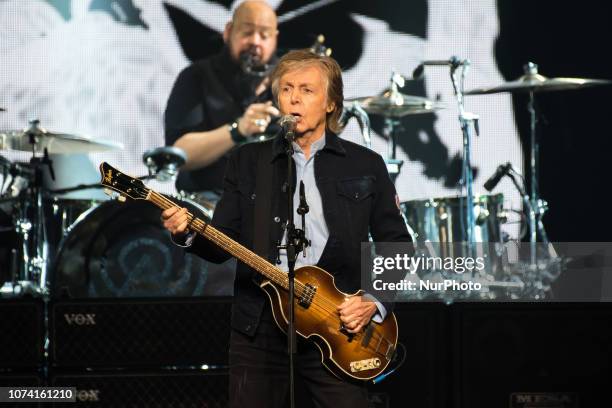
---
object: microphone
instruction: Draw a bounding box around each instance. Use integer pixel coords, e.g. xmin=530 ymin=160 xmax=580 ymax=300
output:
xmin=483 ymin=162 xmax=512 ymax=192
xmin=279 ymin=115 xmax=297 ymax=142
xmin=412 ymin=56 xmax=470 ymax=79
xmin=239 ymin=47 xmax=270 ymax=77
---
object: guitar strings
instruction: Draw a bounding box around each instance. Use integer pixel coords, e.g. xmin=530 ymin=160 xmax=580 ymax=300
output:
xmin=152 ymin=191 xmax=337 ymax=309
xmin=150 ymin=192 xmax=393 ymax=356
xmin=150 ymin=191 xmax=393 ymax=355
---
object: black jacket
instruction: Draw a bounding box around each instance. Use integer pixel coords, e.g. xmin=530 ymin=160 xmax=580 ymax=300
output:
xmin=164 ymin=47 xmax=276 ymax=193
xmin=189 ymin=132 xmax=412 ymax=336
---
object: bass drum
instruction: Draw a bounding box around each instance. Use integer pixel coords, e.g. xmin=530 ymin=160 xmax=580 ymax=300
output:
xmin=51 ymin=198 xmax=235 ymax=298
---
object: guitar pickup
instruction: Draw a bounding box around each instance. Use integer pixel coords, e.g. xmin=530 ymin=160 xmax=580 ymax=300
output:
xmin=361 ymin=324 xmax=374 ymax=347
xmin=298 ymin=283 xmax=316 ymax=309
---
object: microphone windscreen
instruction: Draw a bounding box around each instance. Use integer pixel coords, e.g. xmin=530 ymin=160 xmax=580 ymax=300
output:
xmin=279 ymin=114 xmax=297 ymax=131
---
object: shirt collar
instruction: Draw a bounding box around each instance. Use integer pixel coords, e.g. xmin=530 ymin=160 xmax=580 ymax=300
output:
xmin=272 ymin=130 xmax=346 ymax=162
xmin=292 ymin=133 xmax=326 ymax=156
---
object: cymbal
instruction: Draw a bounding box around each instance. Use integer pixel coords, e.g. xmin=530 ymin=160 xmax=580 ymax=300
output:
xmin=465 ymin=62 xmax=612 ymax=95
xmin=0 ymin=125 xmax=123 ymax=154
xmin=347 ymin=91 xmax=444 ymax=118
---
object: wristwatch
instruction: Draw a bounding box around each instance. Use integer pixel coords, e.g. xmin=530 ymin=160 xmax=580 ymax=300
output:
xmin=229 ymin=120 xmax=247 ymax=145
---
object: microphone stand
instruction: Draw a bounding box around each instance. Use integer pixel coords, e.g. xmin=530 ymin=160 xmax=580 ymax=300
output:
xmin=277 ymin=133 xmax=310 ymax=408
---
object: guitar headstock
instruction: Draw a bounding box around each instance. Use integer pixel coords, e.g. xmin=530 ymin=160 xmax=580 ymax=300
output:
xmin=99 ymin=162 xmax=149 ymax=201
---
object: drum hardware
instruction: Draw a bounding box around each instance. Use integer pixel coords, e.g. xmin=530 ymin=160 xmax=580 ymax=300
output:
xmin=340 ymin=101 xmax=372 ymax=150
xmin=382 ymin=116 xmax=403 ymax=182
xmin=414 ymin=57 xmax=480 ymax=249
xmin=0 ymin=119 xmax=124 ymax=296
xmin=142 ymin=146 xmax=187 ymax=183
xmin=347 ymin=71 xmax=444 ymax=181
xmin=310 ymin=34 xmax=332 ymax=57
xmin=179 ymin=190 xmax=219 ymax=221
xmin=466 ymin=62 xmax=612 ymax=265
xmin=1 ymin=159 xmax=33 ymax=199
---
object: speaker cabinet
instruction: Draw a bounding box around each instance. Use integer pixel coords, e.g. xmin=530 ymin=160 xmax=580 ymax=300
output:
xmin=454 ymin=303 xmax=612 ymax=408
xmin=50 ymin=297 xmax=231 ymax=368
xmin=0 ymin=298 xmax=44 ymax=369
xmin=50 ymin=369 xmax=228 ymax=407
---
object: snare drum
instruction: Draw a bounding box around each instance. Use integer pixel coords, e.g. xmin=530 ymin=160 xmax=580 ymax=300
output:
xmin=51 ymin=197 xmax=234 ymax=298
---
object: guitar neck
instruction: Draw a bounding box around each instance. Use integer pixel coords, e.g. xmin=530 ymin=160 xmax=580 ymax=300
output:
xmin=147 ymin=190 xmax=291 ymax=290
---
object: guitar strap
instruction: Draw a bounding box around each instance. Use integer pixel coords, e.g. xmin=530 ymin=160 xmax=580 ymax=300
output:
xmin=253 ymin=143 xmax=273 ymax=261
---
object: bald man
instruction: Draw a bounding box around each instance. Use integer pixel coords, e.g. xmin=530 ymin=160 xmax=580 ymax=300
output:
xmin=164 ymin=0 xmax=280 ymax=194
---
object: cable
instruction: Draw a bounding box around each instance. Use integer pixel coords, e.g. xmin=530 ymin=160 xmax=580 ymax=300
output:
xmin=371 ymin=342 xmax=407 ymax=384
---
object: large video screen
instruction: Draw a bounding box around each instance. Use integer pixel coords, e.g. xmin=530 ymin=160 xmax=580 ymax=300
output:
xmin=0 ymin=0 xmax=521 ymax=211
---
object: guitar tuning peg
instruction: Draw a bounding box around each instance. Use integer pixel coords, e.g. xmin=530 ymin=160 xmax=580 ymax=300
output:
xmin=117 ymin=195 xmax=126 ymax=203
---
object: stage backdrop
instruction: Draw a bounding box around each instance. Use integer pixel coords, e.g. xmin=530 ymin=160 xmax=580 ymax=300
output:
xmin=0 ymin=0 xmax=522 ymax=237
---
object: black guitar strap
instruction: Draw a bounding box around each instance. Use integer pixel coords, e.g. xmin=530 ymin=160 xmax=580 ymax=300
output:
xmin=253 ymin=143 xmax=273 ymax=261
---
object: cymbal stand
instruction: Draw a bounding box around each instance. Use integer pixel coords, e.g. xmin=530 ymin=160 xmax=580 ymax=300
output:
xmin=341 ymin=101 xmax=372 ymax=150
xmin=383 ymin=118 xmax=403 ymax=182
xmin=524 ymin=62 xmax=554 ymax=265
xmin=448 ymin=59 xmax=479 ymax=252
xmin=13 ymin=119 xmax=52 ymax=295
xmin=382 ymin=73 xmax=407 ymax=182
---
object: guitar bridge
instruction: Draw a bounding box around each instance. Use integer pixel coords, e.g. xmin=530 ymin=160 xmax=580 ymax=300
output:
xmin=350 ymin=357 xmax=381 ymax=373
xmin=298 ymin=283 xmax=316 ymax=309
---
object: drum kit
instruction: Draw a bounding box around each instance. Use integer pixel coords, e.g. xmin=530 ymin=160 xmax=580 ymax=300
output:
xmin=0 ymin=119 xmax=123 ymax=296
xmin=344 ymin=59 xmax=611 ymax=300
xmin=1 ymin=58 xmax=610 ymax=300
xmin=0 ymin=117 xmax=225 ymax=298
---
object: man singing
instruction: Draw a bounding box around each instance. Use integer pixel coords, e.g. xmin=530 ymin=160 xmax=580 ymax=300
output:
xmin=162 ymin=49 xmax=411 ymax=407
xmin=164 ymin=0 xmax=280 ymax=194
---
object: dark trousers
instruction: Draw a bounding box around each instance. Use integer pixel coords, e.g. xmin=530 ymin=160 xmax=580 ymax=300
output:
xmin=229 ymin=305 xmax=368 ymax=408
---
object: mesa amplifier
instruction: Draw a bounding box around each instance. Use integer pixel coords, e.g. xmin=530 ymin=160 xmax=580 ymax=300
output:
xmin=454 ymin=302 xmax=612 ymax=408
xmin=49 ymin=297 xmax=231 ymax=368
xmin=0 ymin=298 xmax=44 ymax=369
xmin=50 ymin=369 xmax=228 ymax=408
